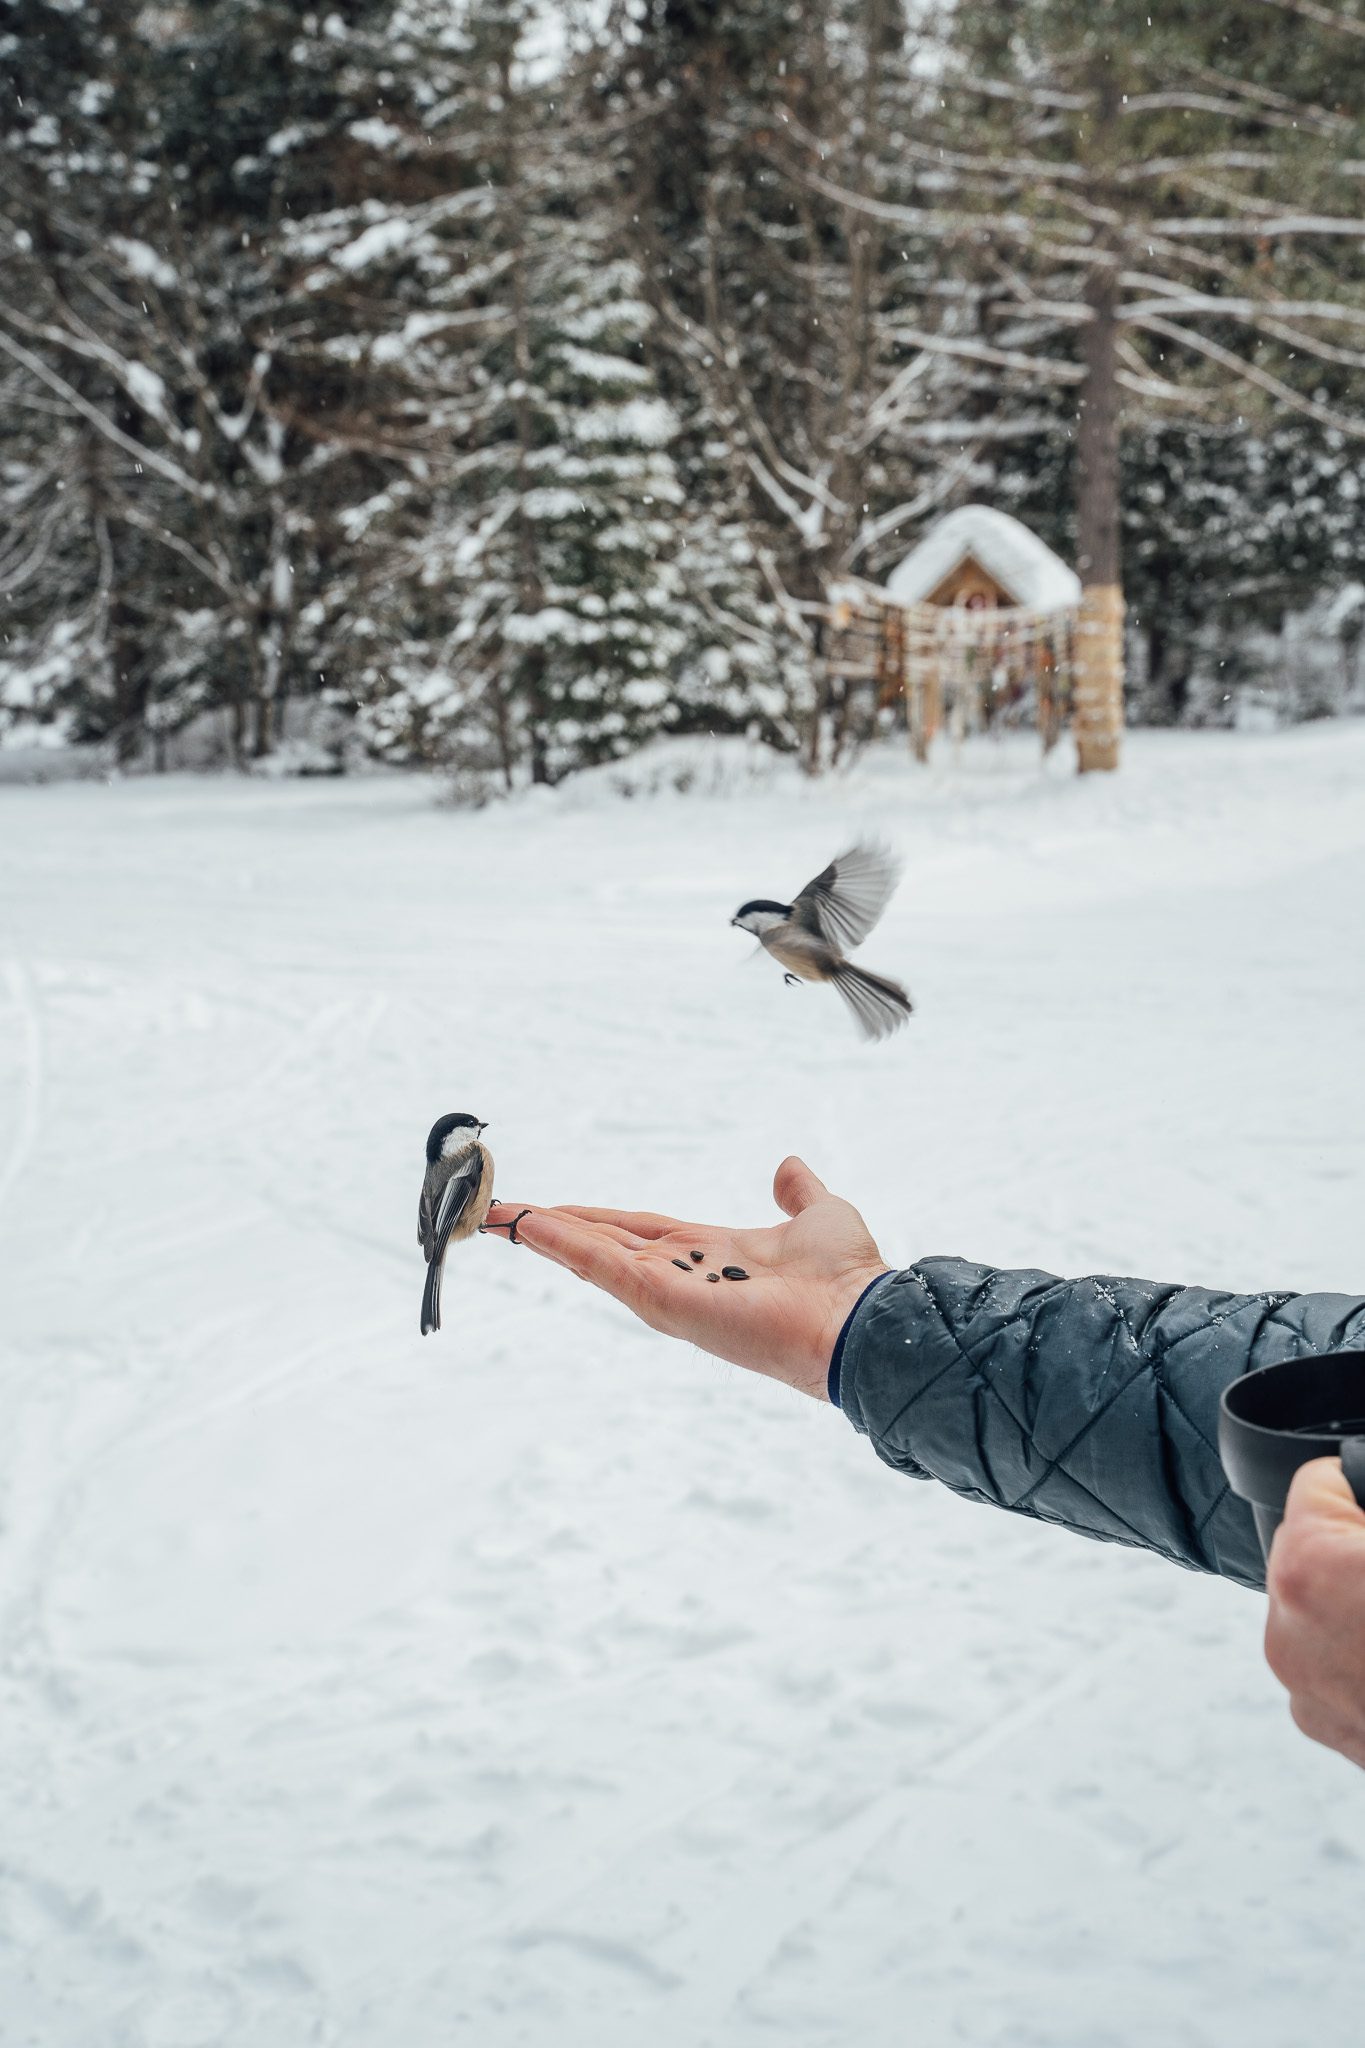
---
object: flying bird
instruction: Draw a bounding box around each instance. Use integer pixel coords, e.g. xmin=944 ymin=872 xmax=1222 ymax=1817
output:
xmin=730 ymin=841 xmax=912 ymax=1041
xmin=417 ymin=1112 xmax=527 ymax=1336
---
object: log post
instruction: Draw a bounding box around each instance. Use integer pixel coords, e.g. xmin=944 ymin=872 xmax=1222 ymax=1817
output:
xmin=1073 ymin=61 xmax=1124 ymax=773
xmin=1073 ymin=585 xmax=1124 ymax=772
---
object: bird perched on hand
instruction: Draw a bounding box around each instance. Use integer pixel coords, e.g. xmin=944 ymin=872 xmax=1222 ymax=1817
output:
xmin=730 ymin=841 xmax=912 ymax=1042
xmin=417 ymin=1112 xmax=527 ymax=1336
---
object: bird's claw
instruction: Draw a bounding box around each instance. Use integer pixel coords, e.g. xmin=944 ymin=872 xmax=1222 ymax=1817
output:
xmin=784 ymin=972 xmax=801 ymax=987
xmin=481 ymin=1207 xmax=532 ymax=1244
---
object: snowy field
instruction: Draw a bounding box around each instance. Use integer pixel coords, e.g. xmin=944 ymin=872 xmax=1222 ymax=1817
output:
xmin=3 ymin=722 xmax=1365 ymax=2048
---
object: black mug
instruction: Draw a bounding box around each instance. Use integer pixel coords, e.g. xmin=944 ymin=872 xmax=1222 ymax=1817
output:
xmin=1219 ymin=1350 xmax=1365 ymax=1561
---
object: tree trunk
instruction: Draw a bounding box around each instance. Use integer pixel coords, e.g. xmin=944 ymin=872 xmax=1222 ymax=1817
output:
xmin=502 ymin=46 xmax=548 ymax=785
xmin=803 ymin=609 xmax=830 ymax=773
xmin=251 ymin=688 xmax=273 ymax=758
xmin=229 ymin=691 xmax=247 ymax=768
xmin=1145 ymin=622 xmax=1191 ymax=726
xmin=1073 ymin=73 xmax=1125 ymax=774
xmin=490 ymin=675 xmax=516 ymax=794
xmin=109 ymin=591 xmax=146 ymax=766
xmin=1076 ymin=258 xmax=1121 ymax=592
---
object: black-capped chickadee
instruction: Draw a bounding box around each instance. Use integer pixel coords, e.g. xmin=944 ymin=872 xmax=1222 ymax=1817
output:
xmin=730 ymin=841 xmax=913 ymax=1041
xmin=418 ymin=1112 xmax=528 ymax=1336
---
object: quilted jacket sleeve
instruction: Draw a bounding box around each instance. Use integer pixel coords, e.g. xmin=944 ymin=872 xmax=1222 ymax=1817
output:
xmin=834 ymin=1262 xmax=1365 ymax=1593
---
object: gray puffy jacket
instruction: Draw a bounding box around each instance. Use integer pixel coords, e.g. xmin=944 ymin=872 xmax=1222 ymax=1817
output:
xmin=834 ymin=1262 xmax=1365 ymax=1592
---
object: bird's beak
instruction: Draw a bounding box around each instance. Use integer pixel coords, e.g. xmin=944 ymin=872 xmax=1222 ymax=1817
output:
xmin=478 ymin=1122 xmax=488 ymax=1133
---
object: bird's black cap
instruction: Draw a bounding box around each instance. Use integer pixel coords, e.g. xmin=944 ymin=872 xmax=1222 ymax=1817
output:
xmin=733 ymin=898 xmax=791 ymax=919
xmin=426 ymin=1111 xmax=485 ymax=1162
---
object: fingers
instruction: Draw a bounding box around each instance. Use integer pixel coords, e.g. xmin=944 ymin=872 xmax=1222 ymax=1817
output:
xmin=481 ymin=1205 xmax=763 ymax=1349
xmin=487 ymin=1202 xmax=678 ymax=1250
xmin=502 ymin=1207 xmax=651 ymax=1302
xmin=486 ymin=1206 xmax=696 ymax=1341
xmin=554 ymin=1205 xmax=698 ymax=1242
xmin=520 ymin=1209 xmax=652 ymax=1250
xmin=1283 ymin=1456 xmax=1365 ymax=1530
xmin=484 ymin=1201 xmax=532 ymax=1234
xmin=1268 ymin=1458 xmax=1365 ymax=1635
xmin=773 ymin=1155 xmax=830 ymax=1218
xmin=1287 ymin=1689 xmax=1365 ymax=1768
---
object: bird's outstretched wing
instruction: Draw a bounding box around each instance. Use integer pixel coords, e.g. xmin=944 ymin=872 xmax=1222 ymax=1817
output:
xmin=792 ymin=842 xmax=901 ymax=953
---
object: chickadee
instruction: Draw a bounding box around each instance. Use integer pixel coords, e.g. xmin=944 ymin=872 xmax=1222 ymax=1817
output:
xmin=417 ymin=1112 xmax=528 ymax=1336
xmin=730 ymin=841 xmax=912 ymax=1042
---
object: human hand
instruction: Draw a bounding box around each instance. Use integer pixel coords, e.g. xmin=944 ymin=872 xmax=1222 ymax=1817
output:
xmin=1264 ymin=1456 xmax=1365 ymax=1770
xmin=484 ymin=1156 xmax=889 ymax=1402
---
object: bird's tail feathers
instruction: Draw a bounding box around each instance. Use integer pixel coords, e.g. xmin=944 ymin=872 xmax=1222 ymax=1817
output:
xmin=833 ymin=962 xmax=913 ymax=1042
xmin=421 ymin=1245 xmax=445 ymax=1336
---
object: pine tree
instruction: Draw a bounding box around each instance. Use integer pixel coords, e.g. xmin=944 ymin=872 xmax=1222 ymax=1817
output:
xmin=356 ymin=2 xmax=707 ymax=787
xmin=0 ymin=3 xmax=200 ymax=755
xmin=146 ymin=0 xmax=474 ymax=761
xmin=1 ymin=0 xmax=484 ymax=762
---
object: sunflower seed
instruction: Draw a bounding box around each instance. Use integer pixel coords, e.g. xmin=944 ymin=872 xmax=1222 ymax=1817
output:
xmin=671 ymin=1258 xmax=691 ymax=1272
xmin=721 ymin=1266 xmax=749 ymax=1281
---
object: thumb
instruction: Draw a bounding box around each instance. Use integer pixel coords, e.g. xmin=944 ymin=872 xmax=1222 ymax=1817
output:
xmin=1284 ymin=1455 xmax=1365 ymax=1531
xmin=774 ymin=1155 xmax=831 ymax=1217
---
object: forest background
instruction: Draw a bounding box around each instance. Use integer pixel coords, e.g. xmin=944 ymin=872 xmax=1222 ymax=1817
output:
xmin=3 ymin=0 xmax=1364 ymax=785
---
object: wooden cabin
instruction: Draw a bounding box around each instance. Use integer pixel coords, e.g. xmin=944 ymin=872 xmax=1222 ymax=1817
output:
xmin=825 ymin=506 xmax=1082 ymax=761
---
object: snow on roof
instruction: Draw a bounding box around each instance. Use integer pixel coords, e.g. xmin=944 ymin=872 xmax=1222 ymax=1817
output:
xmin=885 ymin=505 xmax=1081 ymax=613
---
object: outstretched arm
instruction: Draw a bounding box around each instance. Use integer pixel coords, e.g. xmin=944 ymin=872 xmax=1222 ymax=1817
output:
xmin=485 ymin=1167 xmax=1365 ymax=1592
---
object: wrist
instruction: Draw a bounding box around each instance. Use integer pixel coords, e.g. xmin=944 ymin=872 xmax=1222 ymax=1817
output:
xmin=824 ymin=1267 xmax=894 ymax=1407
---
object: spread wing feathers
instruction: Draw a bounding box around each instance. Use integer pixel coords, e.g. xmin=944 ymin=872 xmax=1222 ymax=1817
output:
xmin=832 ymin=963 xmax=913 ymax=1042
xmin=793 ymin=842 xmax=901 ymax=954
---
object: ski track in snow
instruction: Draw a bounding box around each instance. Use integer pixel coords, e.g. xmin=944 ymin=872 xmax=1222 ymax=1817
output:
xmin=2 ymin=724 xmax=1364 ymax=2047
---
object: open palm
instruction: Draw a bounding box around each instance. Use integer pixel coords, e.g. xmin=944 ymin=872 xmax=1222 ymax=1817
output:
xmin=484 ymin=1156 xmax=889 ymax=1402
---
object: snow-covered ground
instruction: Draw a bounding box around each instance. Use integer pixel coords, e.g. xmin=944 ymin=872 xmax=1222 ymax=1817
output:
xmin=3 ymin=723 xmax=1364 ymax=2048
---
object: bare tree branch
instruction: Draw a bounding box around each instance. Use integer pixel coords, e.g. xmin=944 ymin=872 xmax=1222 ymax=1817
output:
xmin=1244 ymin=0 xmax=1365 ymax=41
xmin=0 ymin=325 xmax=216 ymax=501
xmin=887 ymin=325 xmax=1085 ymax=382
xmin=1138 ymin=314 xmax=1365 ymax=436
xmin=839 ymin=442 xmax=981 ymax=571
xmin=110 ymin=503 xmax=238 ymax=598
xmin=1158 ymin=212 xmax=1365 ymax=239
xmin=1120 ymin=89 xmax=1342 ymax=133
xmin=1120 ymin=288 xmax=1365 ymax=330
xmin=1176 ymin=57 xmax=1349 ymax=135
xmin=932 ymin=71 xmax=1087 ymax=111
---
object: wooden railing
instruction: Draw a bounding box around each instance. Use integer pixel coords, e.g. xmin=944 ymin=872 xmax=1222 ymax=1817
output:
xmin=818 ymin=588 xmax=1079 ymax=761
